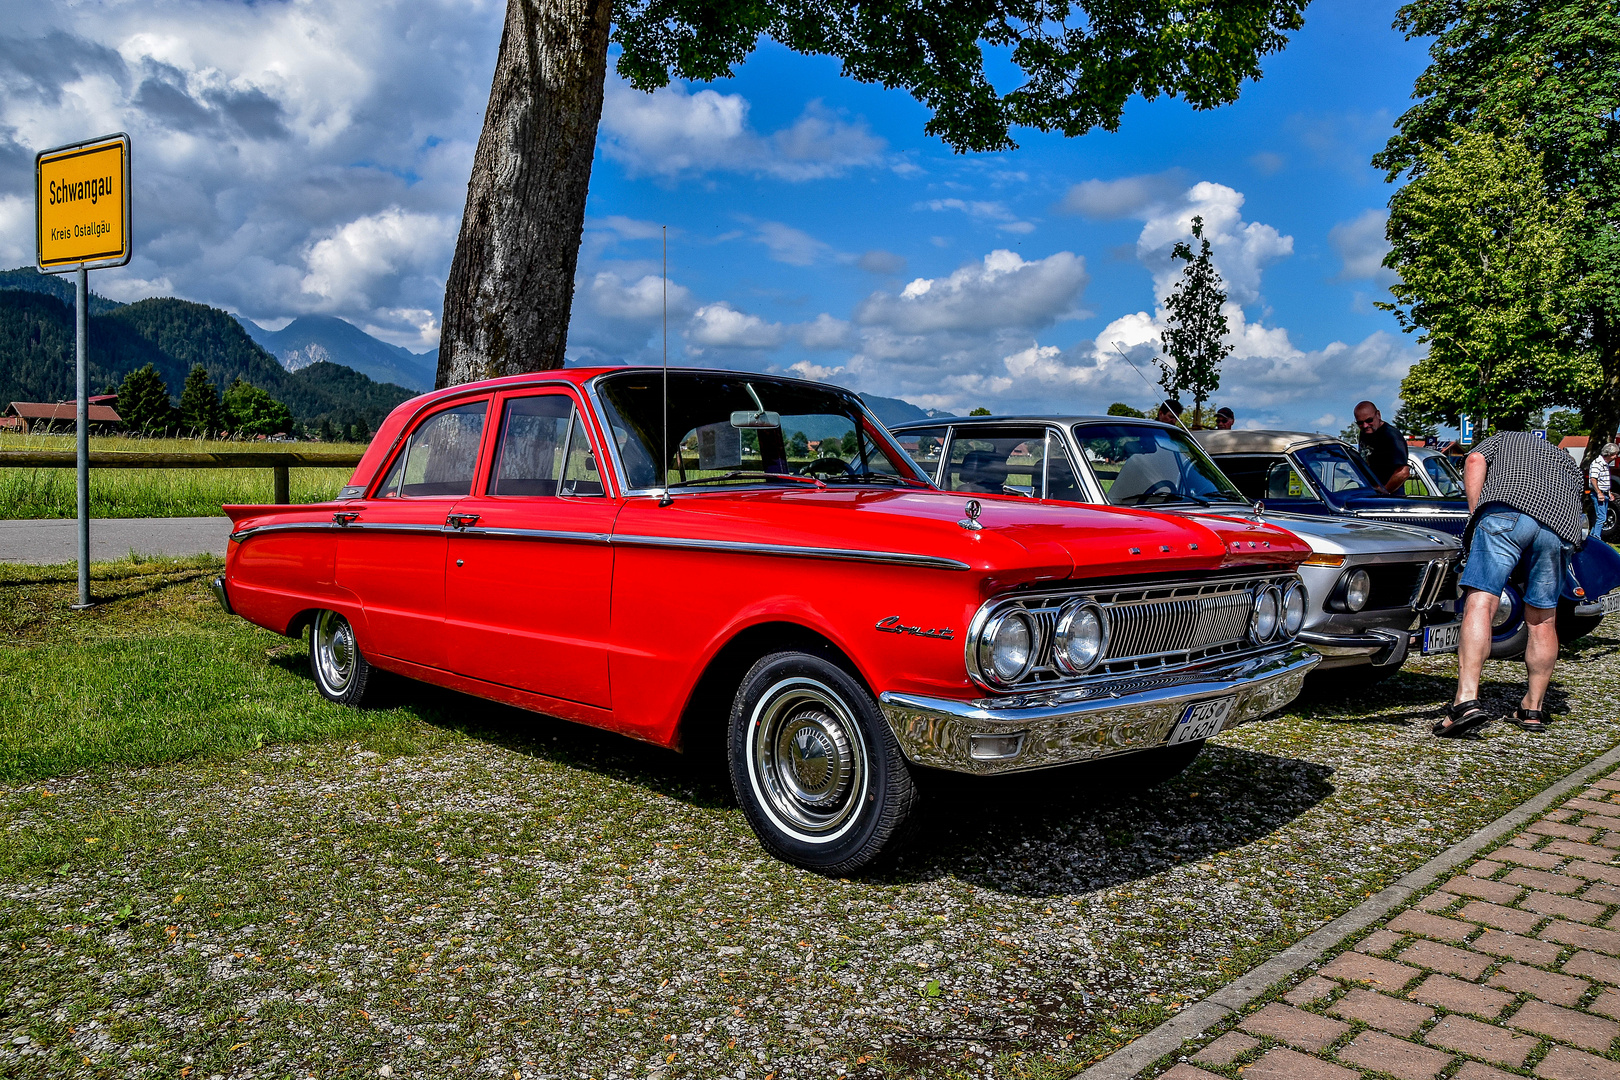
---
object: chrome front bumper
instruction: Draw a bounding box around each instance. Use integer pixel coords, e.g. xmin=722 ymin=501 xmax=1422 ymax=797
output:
xmin=1298 ymin=617 xmax=1464 ymax=668
xmin=209 ymin=576 xmax=234 ymax=615
xmin=877 ymin=645 xmax=1319 ymax=776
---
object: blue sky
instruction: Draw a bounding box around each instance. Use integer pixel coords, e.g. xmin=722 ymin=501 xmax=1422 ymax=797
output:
xmin=0 ymin=0 xmax=1438 ymax=431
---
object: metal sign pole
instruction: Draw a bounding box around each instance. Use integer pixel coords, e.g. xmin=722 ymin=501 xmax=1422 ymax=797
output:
xmin=74 ymin=266 xmax=90 ymax=609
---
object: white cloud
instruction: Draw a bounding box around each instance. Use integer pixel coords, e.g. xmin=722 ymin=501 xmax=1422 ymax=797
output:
xmin=565 ymin=270 xmax=693 ymax=364
xmin=918 ymin=198 xmax=1034 ymax=234
xmin=857 ymin=249 xmax=906 ymax=274
xmin=300 ymin=207 xmax=457 ymax=313
xmin=1330 ymin=208 xmax=1398 ymax=285
xmin=855 ymin=250 xmax=1088 ymax=334
xmin=751 ymin=221 xmax=829 ymax=266
xmin=795 ymin=313 xmax=854 ymax=351
xmin=1058 ymin=170 xmax=1187 ymax=219
xmin=1132 ymin=182 xmax=1293 ymax=307
xmin=789 ymin=360 xmax=846 ymax=381
xmin=687 ymin=302 xmax=786 ymax=350
xmin=599 ymin=79 xmax=885 ymax=181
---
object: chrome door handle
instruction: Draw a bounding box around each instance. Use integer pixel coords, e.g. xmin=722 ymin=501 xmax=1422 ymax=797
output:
xmin=332 ymin=512 xmax=360 ymax=526
xmin=446 ymin=513 xmax=480 ymax=529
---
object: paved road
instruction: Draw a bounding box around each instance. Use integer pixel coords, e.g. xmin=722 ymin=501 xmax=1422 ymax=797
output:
xmin=0 ymin=516 xmax=232 ymax=565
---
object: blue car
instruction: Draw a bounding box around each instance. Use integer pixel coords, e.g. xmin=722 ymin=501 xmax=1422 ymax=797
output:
xmin=1195 ymin=429 xmax=1620 ymax=657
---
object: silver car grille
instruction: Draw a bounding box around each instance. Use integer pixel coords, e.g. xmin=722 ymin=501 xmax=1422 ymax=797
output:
xmin=976 ymin=572 xmax=1300 ymax=688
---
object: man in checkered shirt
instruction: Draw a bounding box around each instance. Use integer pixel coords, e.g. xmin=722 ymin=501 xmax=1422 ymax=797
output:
xmin=1437 ymin=430 xmax=1585 ymax=737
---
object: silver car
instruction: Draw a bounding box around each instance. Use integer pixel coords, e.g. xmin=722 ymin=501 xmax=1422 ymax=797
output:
xmin=1406 ymin=446 xmax=1466 ymax=499
xmin=889 ymin=415 xmax=1464 ymax=683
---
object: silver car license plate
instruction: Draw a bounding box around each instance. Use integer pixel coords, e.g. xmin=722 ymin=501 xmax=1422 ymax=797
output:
xmin=1603 ymin=591 xmax=1620 ymax=616
xmin=1170 ymin=697 xmax=1234 ymax=745
xmin=1423 ymin=622 xmax=1462 ymax=655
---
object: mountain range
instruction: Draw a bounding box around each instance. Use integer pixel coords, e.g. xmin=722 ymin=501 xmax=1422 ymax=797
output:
xmin=236 ymin=314 xmax=438 ymax=392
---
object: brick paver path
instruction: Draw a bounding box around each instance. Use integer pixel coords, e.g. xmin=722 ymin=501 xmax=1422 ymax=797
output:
xmin=1164 ymin=775 xmax=1620 ymax=1080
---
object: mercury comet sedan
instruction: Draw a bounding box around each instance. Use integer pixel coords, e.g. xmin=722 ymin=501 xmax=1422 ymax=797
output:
xmin=214 ymin=368 xmax=1316 ymax=873
xmin=890 ymin=415 xmax=1463 ymax=684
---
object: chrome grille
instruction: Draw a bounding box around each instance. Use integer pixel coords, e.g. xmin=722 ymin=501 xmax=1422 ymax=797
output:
xmin=970 ymin=571 xmax=1301 ymax=689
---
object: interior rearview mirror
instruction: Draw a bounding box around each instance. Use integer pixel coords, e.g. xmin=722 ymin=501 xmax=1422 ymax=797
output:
xmin=731 ymin=410 xmax=781 ymax=430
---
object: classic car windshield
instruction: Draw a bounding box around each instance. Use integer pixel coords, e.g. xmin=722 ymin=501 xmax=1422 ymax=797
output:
xmin=1074 ymin=423 xmax=1247 ymax=507
xmin=1420 ymin=453 xmax=1465 ymax=498
xmin=1294 ymin=442 xmax=1381 ymax=495
xmin=595 ymin=372 xmax=922 ymax=490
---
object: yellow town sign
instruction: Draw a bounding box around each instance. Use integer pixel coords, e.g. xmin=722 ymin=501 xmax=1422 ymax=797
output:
xmin=36 ymin=133 xmax=131 ymax=272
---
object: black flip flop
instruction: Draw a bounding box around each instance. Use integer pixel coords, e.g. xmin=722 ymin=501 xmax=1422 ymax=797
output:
xmin=1434 ymin=699 xmax=1491 ymax=738
xmin=1505 ymin=707 xmax=1552 ymax=733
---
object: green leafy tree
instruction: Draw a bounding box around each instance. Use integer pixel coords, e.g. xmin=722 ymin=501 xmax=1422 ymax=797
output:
xmin=176 ymin=364 xmax=223 ymax=436
xmin=788 ymin=430 xmax=810 ymax=458
xmin=1158 ymin=216 xmax=1232 ymax=427
xmin=1393 ymin=400 xmax=1439 ymax=443
xmin=1382 ymin=130 xmax=1596 ymax=432
xmin=318 ymin=417 xmax=334 ymax=442
xmin=1106 ymin=402 xmax=1147 ymax=418
xmin=116 ymin=364 xmax=175 ymax=436
xmin=1546 ymin=409 xmax=1588 ymax=446
xmin=1373 ymin=0 xmax=1620 ymax=461
xmin=437 ymin=0 xmax=1310 ymax=387
xmin=969 ymin=407 xmax=992 ymax=417
xmin=354 ymin=416 xmax=371 ymax=443
xmin=840 ymin=429 xmax=858 ymax=456
xmin=223 ymin=378 xmax=294 ymax=438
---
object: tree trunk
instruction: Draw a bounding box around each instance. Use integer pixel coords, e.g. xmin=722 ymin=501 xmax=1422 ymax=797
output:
xmin=436 ymin=0 xmax=613 ymax=388
xmin=1583 ymin=318 xmax=1620 ymax=471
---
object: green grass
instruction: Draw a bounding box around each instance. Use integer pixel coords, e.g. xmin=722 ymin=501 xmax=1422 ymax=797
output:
xmin=0 ymin=432 xmax=365 ymax=518
xmin=0 ymin=556 xmax=437 ymax=784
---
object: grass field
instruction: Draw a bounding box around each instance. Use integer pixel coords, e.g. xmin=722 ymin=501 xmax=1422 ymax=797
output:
xmin=5 ymin=559 xmax=1620 ymax=1077
xmin=0 ymin=433 xmax=364 ymax=518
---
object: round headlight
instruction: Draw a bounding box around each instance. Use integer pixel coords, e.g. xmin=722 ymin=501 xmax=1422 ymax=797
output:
xmin=1053 ymin=602 xmax=1108 ymax=674
xmin=1251 ymin=587 xmax=1280 ymax=643
xmin=1281 ymin=581 xmax=1306 ymax=637
xmin=1343 ymin=568 xmax=1371 ymax=613
xmin=979 ymin=610 xmax=1036 ymax=685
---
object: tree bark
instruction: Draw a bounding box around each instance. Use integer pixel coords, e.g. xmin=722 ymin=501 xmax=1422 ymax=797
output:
xmin=436 ymin=0 xmax=613 ymax=388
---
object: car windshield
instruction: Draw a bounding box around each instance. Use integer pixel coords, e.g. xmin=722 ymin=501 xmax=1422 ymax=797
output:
xmin=1420 ymin=453 xmax=1465 ymax=498
xmin=1074 ymin=423 xmax=1248 ymax=507
xmin=594 ymin=372 xmax=924 ymax=491
xmin=1294 ymin=442 xmax=1382 ymax=495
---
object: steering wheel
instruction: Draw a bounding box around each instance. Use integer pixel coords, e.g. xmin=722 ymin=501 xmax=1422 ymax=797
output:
xmin=799 ymin=456 xmax=857 ymax=479
xmin=1140 ymin=480 xmax=1177 ymax=496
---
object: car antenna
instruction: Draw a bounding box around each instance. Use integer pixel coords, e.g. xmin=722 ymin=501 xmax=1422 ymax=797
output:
xmin=1109 ymin=341 xmax=1195 ymax=437
xmin=659 ymin=225 xmax=673 ymax=508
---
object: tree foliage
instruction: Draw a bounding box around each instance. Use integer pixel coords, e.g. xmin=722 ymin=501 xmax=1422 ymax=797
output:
xmin=1373 ymin=0 xmax=1620 ymax=457
xmin=223 ymin=378 xmax=293 ymax=437
xmin=117 ymin=364 xmax=175 ymax=436
xmin=1383 ymin=130 xmax=1596 ymax=431
xmin=1106 ymin=402 xmax=1147 ymax=418
xmin=614 ymin=0 xmax=1311 ymax=154
xmin=1158 ymin=216 xmax=1232 ymax=424
xmin=1393 ymin=400 xmax=1438 ymax=443
xmin=177 ymin=364 xmax=223 ymax=436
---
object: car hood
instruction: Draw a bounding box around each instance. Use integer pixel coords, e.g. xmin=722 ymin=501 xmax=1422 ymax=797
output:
xmin=1331 ymin=490 xmax=1468 ymax=517
xmin=1228 ymin=509 xmax=1459 ymax=556
xmin=611 ymin=487 xmax=1308 ymax=590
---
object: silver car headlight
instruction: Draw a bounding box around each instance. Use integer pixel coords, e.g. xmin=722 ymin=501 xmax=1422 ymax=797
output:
xmin=978 ymin=609 xmax=1036 ymax=686
xmin=1281 ymin=581 xmax=1306 ymax=637
xmin=1052 ymin=601 xmax=1108 ymax=674
xmin=1335 ymin=567 xmax=1371 ymax=613
xmin=1251 ymin=586 xmax=1281 ymax=643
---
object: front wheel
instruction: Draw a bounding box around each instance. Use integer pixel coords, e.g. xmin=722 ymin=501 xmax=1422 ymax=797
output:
xmin=309 ymin=609 xmax=372 ymax=706
xmin=728 ymin=651 xmax=918 ymax=875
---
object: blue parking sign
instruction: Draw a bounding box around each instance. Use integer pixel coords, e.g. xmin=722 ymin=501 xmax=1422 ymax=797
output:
xmin=1461 ymin=417 xmax=1475 ymax=443
xmin=1533 ymin=429 xmax=1547 ymax=440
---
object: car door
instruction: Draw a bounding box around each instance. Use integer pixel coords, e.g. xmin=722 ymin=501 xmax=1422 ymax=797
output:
xmin=443 ymin=389 xmax=617 ymax=709
xmin=336 ymin=397 xmax=490 ymax=669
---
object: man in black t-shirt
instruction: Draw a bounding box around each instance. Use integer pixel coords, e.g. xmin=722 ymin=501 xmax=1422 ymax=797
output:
xmin=1354 ymin=400 xmax=1411 ymax=494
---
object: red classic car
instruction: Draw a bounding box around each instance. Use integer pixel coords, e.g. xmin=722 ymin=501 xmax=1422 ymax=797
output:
xmin=213 ymin=368 xmax=1318 ymax=873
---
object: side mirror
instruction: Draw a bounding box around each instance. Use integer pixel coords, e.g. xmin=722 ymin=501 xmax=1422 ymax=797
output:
xmin=1002 ymin=484 xmax=1035 ymax=499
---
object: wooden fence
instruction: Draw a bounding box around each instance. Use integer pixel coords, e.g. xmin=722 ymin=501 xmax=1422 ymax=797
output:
xmin=0 ymin=451 xmax=367 ymax=504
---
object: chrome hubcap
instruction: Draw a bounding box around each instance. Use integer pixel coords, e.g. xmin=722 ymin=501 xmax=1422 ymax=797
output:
xmin=750 ymin=680 xmax=867 ymax=839
xmin=314 ymin=610 xmax=355 ymax=693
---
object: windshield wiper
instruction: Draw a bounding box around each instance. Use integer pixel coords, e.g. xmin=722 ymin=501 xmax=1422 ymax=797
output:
xmin=825 ymin=471 xmax=926 ymax=487
xmin=667 ymin=471 xmax=826 ymax=489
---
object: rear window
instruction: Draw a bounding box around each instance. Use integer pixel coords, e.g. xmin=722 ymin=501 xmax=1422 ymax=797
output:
xmin=374 ymin=401 xmax=488 ymax=498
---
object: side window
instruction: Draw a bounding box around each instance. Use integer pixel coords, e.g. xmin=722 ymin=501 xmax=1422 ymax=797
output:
xmin=1269 ymin=461 xmax=1316 ymax=500
xmin=1044 ymin=434 xmax=1083 ymax=502
xmin=898 ymin=426 xmax=948 ymax=485
xmin=945 ymin=429 xmax=1046 ymax=495
xmin=560 ymin=411 xmax=604 ymax=496
xmin=375 ymin=401 xmax=487 ymax=498
xmin=488 ymin=395 xmax=574 ymax=496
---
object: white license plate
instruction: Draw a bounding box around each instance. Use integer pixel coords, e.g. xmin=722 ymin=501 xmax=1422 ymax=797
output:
xmin=1603 ymin=592 xmax=1620 ymax=616
xmin=1423 ymin=623 xmax=1462 ymax=655
xmin=1170 ymin=698 xmax=1235 ymax=744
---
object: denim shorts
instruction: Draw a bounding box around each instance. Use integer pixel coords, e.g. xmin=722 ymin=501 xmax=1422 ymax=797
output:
xmin=1459 ymin=505 xmax=1570 ymax=610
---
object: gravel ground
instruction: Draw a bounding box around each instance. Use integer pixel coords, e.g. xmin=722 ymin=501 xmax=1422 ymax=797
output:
xmin=4 ymin=626 xmax=1620 ymax=1080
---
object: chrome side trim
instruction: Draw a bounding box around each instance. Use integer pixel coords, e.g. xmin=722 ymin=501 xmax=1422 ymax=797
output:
xmin=228 ymin=520 xmax=446 ymax=543
xmin=229 ymin=521 xmax=339 ymax=543
xmin=879 ymin=645 xmax=1319 ymax=775
xmin=459 ymin=526 xmax=612 ymax=545
xmin=611 ymin=533 xmax=970 ymax=571
xmin=209 ymin=576 xmax=233 ymax=615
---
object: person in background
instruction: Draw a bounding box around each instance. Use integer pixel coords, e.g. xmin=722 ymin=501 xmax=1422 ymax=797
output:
xmin=1437 ymin=430 xmax=1586 ymax=737
xmin=1215 ymin=407 xmax=1235 ymax=431
xmin=1354 ymin=400 xmax=1411 ymax=494
xmin=1591 ymin=443 xmax=1618 ymax=540
xmin=1156 ymin=399 xmax=1185 ymax=428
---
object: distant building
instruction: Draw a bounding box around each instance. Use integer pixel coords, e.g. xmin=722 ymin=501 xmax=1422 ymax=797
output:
xmin=3 ymin=401 xmax=123 ymax=434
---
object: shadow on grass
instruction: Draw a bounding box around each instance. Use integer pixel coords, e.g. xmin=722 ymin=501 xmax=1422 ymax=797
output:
xmin=271 ymin=653 xmax=1334 ymax=895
